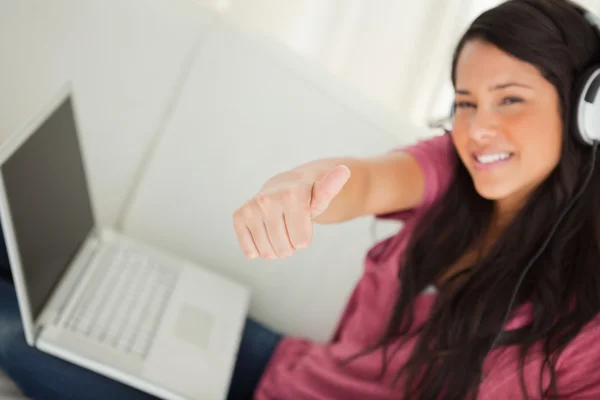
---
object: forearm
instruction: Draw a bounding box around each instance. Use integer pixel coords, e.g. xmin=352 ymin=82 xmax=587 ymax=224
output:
xmin=262 ymin=149 xmax=425 ymax=225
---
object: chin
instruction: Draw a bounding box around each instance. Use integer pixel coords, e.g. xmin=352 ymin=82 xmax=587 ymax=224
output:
xmin=472 ymin=181 xmax=518 ymax=201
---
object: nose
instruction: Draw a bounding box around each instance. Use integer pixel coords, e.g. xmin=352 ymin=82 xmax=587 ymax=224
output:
xmin=470 ymin=126 xmax=496 ymax=142
xmin=467 ymin=108 xmax=498 ymax=142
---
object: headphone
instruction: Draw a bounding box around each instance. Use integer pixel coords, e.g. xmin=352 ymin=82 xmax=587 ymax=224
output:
xmin=576 ymin=10 xmax=600 ymax=145
xmin=483 ymin=6 xmax=600 ymax=366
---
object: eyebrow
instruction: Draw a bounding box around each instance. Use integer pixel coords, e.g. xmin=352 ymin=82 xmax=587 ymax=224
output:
xmin=456 ymin=82 xmax=533 ymax=95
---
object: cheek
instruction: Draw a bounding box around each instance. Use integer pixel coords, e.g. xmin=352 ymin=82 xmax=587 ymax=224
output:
xmin=523 ymin=135 xmax=562 ymax=179
xmin=517 ymin=121 xmax=563 ymax=176
xmin=517 ymin=98 xmax=563 ymax=172
xmin=450 ymin=130 xmax=470 ymax=164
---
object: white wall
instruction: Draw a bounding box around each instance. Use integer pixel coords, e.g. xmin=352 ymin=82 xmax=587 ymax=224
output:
xmin=197 ymin=0 xmax=600 ymax=129
xmin=213 ymin=0 xmax=446 ymax=128
xmin=0 ymin=0 xmax=217 ymax=226
xmin=580 ymin=0 xmax=600 ymax=12
xmin=192 ymin=0 xmax=501 ymax=128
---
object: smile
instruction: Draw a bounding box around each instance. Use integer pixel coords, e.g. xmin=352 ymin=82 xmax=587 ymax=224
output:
xmin=472 ymin=152 xmax=514 ymax=170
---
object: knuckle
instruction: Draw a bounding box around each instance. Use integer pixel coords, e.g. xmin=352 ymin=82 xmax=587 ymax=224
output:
xmin=242 ymin=202 xmax=260 ymax=219
xmin=280 ymin=187 xmax=296 ymax=202
xmin=232 ymin=208 xmax=244 ymax=223
xmin=255 ymin=193 xmax=271 ymax=208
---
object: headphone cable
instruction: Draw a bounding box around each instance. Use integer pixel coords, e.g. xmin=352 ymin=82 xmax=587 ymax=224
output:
xmin=483 ymin=142 xmax=599 ymax=374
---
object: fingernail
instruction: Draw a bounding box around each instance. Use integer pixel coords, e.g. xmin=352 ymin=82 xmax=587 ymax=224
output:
xmin=245 ymin=252 xmax=258 ymax=259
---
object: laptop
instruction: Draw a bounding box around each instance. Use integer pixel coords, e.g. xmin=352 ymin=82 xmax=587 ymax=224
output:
xmin=0 ymin=85 xmax=250 ymax=400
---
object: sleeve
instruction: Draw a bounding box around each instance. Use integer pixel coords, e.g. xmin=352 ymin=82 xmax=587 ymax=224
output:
xmin=552 ymin=324 xmax=600 ymax=398
xmin=377 ymin=132 xmax=456 ymax=221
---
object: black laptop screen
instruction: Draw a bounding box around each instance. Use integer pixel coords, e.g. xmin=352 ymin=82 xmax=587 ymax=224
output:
xmin=1 ymin=95 xmax=95 ymax=321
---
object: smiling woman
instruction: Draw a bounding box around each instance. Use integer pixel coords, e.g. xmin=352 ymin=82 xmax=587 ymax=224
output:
xmin=451 ymin=38 xmax=564 ymax=213
xmin=372 ymin=1 xmax=600 ymax=398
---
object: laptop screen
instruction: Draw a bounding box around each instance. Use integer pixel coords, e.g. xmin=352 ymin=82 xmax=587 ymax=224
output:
xmin=1 ymin=95 xmax=95 ymax=321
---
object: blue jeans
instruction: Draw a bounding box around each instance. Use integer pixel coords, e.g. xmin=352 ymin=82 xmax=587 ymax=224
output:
xmin=0 ymin=276 xmax=281 ymax=400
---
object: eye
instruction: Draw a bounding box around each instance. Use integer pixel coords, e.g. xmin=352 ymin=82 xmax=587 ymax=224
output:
xmin=501 ymin=96 xmax=523 ymax=105
xmin=455 ymin=101 xmax=476 ymax=109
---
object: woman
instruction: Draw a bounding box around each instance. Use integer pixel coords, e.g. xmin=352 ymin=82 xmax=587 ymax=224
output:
xmin=1 ymin=0 xmax=600 ymax=398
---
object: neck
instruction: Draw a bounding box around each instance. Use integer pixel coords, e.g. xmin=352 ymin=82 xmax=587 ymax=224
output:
xmin=493 ymin=192 xmax=529 ymax=228
xmin=492 ymin=206 xmax=517 ymax=230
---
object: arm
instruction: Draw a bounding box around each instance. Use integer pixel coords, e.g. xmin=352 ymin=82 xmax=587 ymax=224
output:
xmin=272 ymin=152 xmax=425 ymax=224
xmin=233 ymin=134 xmax=451 ymax=260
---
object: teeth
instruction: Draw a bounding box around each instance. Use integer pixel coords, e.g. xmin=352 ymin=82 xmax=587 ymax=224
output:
xmin=476 ymin=152 xmax=511 ymax=164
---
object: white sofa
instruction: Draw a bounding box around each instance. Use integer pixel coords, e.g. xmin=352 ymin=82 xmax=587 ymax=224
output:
xmin=0 ymin=0 xmax=433 ymax=396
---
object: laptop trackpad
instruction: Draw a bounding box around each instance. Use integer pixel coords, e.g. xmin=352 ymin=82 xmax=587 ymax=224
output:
xmin=174 ymin=304 xmax=215 ymax=350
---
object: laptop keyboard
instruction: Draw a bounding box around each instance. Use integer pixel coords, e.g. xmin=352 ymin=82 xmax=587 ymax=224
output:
xmin=61 ymin=246 xmax=181 ymax=359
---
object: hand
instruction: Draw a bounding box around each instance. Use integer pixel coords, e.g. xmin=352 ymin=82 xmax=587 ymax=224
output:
xmin=233 ymin=165 xmax=351 ymax=260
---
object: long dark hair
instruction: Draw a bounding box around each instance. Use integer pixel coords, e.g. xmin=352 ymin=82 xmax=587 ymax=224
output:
xmin=348 ymin=1 xmax=600 ymax=399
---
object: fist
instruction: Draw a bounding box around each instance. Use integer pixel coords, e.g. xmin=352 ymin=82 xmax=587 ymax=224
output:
xmin=233 ymin=165 xmax=351 ymax=260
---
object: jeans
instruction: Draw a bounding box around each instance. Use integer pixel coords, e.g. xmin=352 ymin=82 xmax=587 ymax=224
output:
xmin=0 ymin=277 xmax=281 ymax=400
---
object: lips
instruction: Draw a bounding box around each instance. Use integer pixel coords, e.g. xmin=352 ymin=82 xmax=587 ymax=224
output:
xmin=472 ymin=151 xmax=514 ymax=170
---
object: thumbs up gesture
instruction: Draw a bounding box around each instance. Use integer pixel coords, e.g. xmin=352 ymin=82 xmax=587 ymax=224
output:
xmin=233 ymin=165 xmax=351 ymax=260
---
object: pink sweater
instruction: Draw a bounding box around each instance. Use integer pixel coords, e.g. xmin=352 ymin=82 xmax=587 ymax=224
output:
xmin=255 ymin=134 xmax=600 ymax=399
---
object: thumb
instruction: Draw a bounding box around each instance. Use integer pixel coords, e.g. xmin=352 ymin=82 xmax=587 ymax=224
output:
xmin=310 ymin=165 xmax=351 ymax=218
